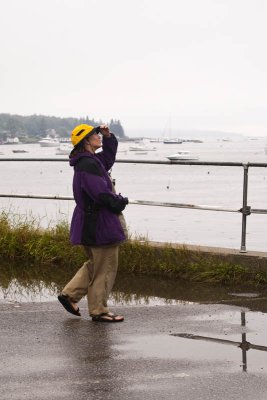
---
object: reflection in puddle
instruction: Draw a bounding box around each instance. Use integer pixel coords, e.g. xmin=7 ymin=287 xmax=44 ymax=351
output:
xmin=0 ymin=279 xmax=194 ymax=306
xmin=1 ymin=262 xmax=267 ymax=311
xmin=1 ymin=276 xmax=266 ymax=311
xmin=115 ymin=310 xmax=267 ymax=374
xmin=0 ymin=279 xmax=57 ymax=303
xmin=171 ymin=311 xmax=267 ymax=373
xmin=1 ymin=262 xmax=267 ymax=377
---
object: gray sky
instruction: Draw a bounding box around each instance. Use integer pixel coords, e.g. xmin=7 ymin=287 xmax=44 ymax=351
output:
xmin=1 ymin=0 xmax=267 ymax=136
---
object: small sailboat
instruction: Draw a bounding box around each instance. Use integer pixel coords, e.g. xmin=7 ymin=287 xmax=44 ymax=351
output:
xmin=162 ymin=116 xmax=182 ymax=144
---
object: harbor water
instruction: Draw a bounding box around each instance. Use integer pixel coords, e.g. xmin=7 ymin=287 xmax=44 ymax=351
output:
xmin=1 ymin=136 xmax=267 ymax=252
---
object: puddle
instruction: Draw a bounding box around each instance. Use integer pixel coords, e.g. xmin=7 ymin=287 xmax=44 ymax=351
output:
xmin=115 ymin=310 xmax=267 ymax=374
xmin=0 ymin=279 xmax=58 ymax=303
xmin=0 ymin=276 xmax=266 ymax=310
xmin=1 ymin=262 xmax=267 ymax=377
xmin=1 ymin=262 xmax=267 ymax=312
xmin=0 ymin=279 xmax=194 ymax=306
xmin=116 ymin=333 xmax=267 ymax=374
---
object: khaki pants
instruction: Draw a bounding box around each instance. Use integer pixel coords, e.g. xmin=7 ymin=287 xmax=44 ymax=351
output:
xmin=62 ymin=244 xmax=119 ymax=316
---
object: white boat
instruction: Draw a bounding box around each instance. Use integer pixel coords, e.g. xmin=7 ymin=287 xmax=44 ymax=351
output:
xmin=163 ymin=138 xmax=183 ymax=144
xmin=55 ymin=144 xmax=72 ymax=155
xmin=4 ymin=137 xmax=20 ymax=144
xmin=129 ymin=144 xmax=147 ymax=151
xmin=149 ymin=138 xmax=163 ymax=143
xmin=166 ymin=151 xmax=199 ymax=161
xmin=129 ymin=142 xmax=156 ymax=151
xmin=59 ymin=137 xmax=71 ymax=143
xmin=39 ymin=136 xmax=60 ymax=147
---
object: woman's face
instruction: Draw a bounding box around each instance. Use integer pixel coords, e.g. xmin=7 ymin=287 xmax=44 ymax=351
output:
xmin=87 ymin=133 xmax=102 ymax=152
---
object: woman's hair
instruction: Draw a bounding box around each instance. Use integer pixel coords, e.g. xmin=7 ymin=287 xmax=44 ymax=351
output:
xmin=69 ymin=139 xmax=86 ymax=158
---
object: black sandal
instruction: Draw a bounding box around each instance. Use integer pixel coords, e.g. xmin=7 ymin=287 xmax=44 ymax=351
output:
xmin=58 ymin=294 xmax=81 ymax=316
xmin=91 ymin=312 xmax=124 ymax=323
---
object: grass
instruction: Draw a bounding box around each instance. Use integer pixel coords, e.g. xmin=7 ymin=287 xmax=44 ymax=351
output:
xmin=119 ymin=240 xmax=263 ymax=285
xmin=0 ymin=211 xmax=84 ymax=268
xmin=0 ymin=211 xmax=267 ymax=286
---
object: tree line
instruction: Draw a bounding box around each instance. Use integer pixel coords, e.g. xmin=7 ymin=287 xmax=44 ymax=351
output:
xmin=0 ymin=114 xmax=126 ymax=140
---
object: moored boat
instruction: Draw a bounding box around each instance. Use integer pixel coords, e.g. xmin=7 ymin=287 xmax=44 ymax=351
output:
xmin=4 ymin=137 xmax=20 ymax=144
xmin=55 ymin=144 xmax=72 ymax=155
xmin=163 ymin=138 xmax=183 ymax=144
xmin=129 ymin=142 xmax=156 ymax=151
xmin=166 ymin=151 xmax=199 ymax=161
xmin=39 ymin=136 xmax=60 ymax=147
xmin=149 ymin=138 xmax=163 ymax=143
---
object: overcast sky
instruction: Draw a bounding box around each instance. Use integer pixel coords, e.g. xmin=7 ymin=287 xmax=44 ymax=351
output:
xmin=1 ymin=0 xmax=267 ymax=136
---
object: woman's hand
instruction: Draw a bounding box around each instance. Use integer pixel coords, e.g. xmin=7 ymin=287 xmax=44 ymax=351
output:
xmin=99 ymin=125 xmax=111 ymax=137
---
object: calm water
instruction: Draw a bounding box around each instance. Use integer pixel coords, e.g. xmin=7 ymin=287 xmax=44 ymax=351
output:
xmin=1 ymin=136 xmax=267 ymax=252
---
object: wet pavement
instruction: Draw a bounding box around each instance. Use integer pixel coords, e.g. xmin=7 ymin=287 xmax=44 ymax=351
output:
xmin=2 ymin=265 xmax=267 ymax=399
xmin=1 ymin=297 xmax=267 ymax=400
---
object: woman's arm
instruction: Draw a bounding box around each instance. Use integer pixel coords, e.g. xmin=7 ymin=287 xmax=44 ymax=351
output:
xmin=96 ymin=125 xmax=118 ymax=171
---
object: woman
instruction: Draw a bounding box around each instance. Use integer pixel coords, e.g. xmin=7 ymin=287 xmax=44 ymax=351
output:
xmin=58 ymin=124 xmax=128 ymax=322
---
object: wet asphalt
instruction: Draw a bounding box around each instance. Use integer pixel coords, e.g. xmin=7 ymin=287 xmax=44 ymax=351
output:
xmin=1 ymin=299 xmax=267 ymax=400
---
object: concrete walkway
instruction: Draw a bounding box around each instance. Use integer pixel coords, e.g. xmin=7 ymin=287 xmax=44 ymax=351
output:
xmin=1 ymin=299 xmax=267 ymax=400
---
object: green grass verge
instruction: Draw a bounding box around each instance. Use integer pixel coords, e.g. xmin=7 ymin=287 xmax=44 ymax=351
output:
xmin=0 ymin=211 xmax=266 ymax=286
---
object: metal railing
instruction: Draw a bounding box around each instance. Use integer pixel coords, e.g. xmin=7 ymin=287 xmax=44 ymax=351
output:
xmin=1 ymin=157 xmax=267 ymax=252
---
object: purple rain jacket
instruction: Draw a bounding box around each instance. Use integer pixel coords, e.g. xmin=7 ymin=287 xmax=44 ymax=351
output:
xmin=69 ymin=134 xmax=128 ymax=246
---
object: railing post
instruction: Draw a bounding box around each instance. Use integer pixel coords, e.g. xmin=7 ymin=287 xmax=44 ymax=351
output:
xmin=240 ymin=164 xmax=250 ymax=253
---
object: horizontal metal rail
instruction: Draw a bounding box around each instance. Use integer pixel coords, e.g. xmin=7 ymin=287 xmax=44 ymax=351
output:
xmin=1 ymin=157 xmax=267 ymax=167
xmin=251 ymin=209 xmax=267 ymax=214
xmin=1 ymin=193 xmax=267 ymax=214
xmin=1 ymin=158 xmax=267 ymax=252
xmin=0 ymin=193 xmax=238 ymax=213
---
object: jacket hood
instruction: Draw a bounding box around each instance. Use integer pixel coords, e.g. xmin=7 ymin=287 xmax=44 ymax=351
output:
xmin=69 ymin=151 xmax=95 ymax=167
